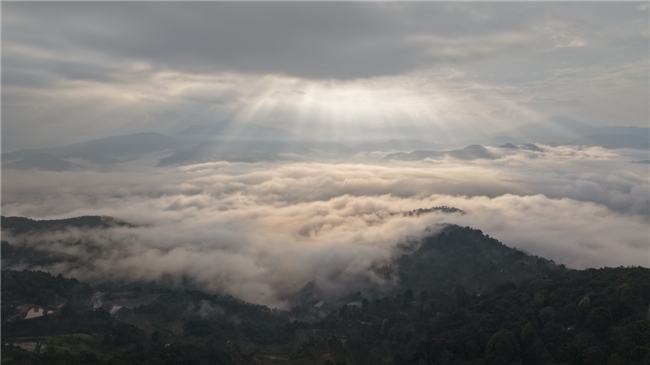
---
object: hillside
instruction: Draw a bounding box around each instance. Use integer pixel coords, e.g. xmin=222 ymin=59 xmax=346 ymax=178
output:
xmin=395 ymin=224 xmax=561 ymax=295
xmin=1 ymin=219 xmax=648 ymax=365
xmin=3 ymin=267 xmax=648 ymax=365
xmin=1 ymin=215 xmax=132 ymax=236
xmin=289 ymin=224 xmax=562 ymax=320
xmin=2 ymin=153 xmax=78 ymax=172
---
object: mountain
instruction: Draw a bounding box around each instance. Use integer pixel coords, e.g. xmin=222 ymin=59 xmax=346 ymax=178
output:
xmin=382 ymin=150 xmax=445 ymax=161
xmin=383 ymin=144 xmax=495 ymax=161
xmin=562 ymin=134 xmax=650 ymax=150
xmin=500 ymin=117 xmax=595 ymax=142
xmin=2 ymin=132 xmax=188 ymax=164
xmin=1 ymin=215 xmax=132 ymax=235
xmin=2 ymin=153 xmax=78 ymax=171
xmin=448 ymin=144 xmax=494 ymax=160
xmin=1 ymin=218 xmax=559 ymax=310
xmin=1 ymin=215 xmax=135 ymax=268
xmin=289 ymin=224 xmax=561 ymax=320
xmin=306 ymin=266 xmax=650 ymax=365
xmin=160 ymin=123 xmax=312 ymax=165
xmin=157 ymin=139 xmax=312 ymax=166
xmin=2 ymin=124 xmax=308 ymax=168
xmin=341 ymin=139 xmax=435 ymax=155
xmin=519 ymin=143 xmax=544 ymax=152
xmin=499 ymin=143 xmax=518 ymax=149
xmin=3 ymin=267 xmax=649 ymax=365
xmin=2 ymin=217 xmax=649 ymax=365
xmin=485 ymin=135 xmax=521 ymax=146
xmin=395 ymin=224 xmax=560 ymax=295
xmin=496 ymin=117 xmax=649 ymax=149
xmin=4 ymin=118 xmax=647 ymax=170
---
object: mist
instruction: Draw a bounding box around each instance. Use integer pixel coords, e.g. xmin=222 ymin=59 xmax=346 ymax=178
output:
xmin=2 ymin=2 xmax=648 ymax=310
xmin=2 ymin=145 xmax=648 ymax=308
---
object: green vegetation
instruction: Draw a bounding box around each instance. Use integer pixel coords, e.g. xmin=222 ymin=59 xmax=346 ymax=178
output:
xmin=394 ymin=225 xmax=562 ymax=296
xmin=305 ymin=266 xmax=649 ymax=365
xmin=1 ymin=215 xmax=131 ymax=235
xmin=2 ymin=224 xmax=649 ymax=364
xmin=1 ymin=215 xmax=133 ymax=269
xmin=1 ymin=270 xmax=93 ymax=322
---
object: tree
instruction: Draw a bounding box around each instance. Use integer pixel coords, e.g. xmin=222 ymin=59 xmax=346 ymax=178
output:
xmin=520 ymin=322 xmax=548 ymax=365
xmin=578 ymin=296 xmax=591 ymax=311
xmin=485 ymin=329 xmax=519 ymax=365
xmin=420 ymin=290 xmax=430 ymax=302
xmin=404 ymin=289 xmax=414 ymax=301
xmin=455 ymin=285 xmax=469 ymax=308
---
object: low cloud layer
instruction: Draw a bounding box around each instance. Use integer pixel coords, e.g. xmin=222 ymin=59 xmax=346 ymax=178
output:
xmin=2 ymin=146 xmax=648 ymax=308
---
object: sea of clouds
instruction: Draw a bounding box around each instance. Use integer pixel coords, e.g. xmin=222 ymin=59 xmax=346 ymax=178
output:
xmin=2 ymin=145 xmax=648 ymax=308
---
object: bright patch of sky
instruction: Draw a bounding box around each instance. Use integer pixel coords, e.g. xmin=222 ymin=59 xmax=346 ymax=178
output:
xmin=2 ymin=2 xmax=648 ymax=151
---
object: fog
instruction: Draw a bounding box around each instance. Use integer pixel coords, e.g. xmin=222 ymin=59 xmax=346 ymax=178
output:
xmin=2 ymin=2 xmax=648 ymax=309
xmin=2 ymin=146 xmax=648 ymax=308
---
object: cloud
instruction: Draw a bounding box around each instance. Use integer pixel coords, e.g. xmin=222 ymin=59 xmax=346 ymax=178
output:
xmin=2 ymin=146 xmax=648 ymax=308
xmin=2 ymin=3 xmax=535 ymax=80
xmin=5 ymin=3 xmax=645 ymax=81
xmin=1 ymin=4 xmax=647 ymax=305
xmin=2 ymin=3 xmax=648 ymax=151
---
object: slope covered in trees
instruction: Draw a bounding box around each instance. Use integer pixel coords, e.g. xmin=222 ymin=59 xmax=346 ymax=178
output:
xmin=395 ymin=224 xmax=562 ymax=296
xmin=1 ymin=215 xmax=131 ymax=235
xmin=1 ymin=223 xmax=648 ymax=365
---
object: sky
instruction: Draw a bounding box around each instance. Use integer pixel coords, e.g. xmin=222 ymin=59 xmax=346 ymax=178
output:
xmin=2 ymin=2 xmax=649 ymax=150
xmin=1 ymin=2 xmax=649 ymax=308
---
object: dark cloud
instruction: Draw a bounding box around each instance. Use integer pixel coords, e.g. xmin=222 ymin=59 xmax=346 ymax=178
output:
xmin=3 ymin=2 xmax=533 ymax=80
xmin=2 ymin=2 xmax=647 ymax=150
xmin=3 ymin=2 xmax=647 ymax=81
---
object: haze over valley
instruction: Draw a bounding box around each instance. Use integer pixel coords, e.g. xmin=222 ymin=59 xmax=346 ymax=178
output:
xmin=1 ymin=3 xmax=649 ymax=364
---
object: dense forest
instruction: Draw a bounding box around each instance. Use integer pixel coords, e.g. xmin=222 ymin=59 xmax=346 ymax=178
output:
xmin=1 ymin=220 xmax=649 ymax=365
xmin=1 ymin=216 xmax=132 ymax=235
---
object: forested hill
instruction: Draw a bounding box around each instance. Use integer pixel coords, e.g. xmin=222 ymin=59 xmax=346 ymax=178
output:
xmin=312 ymin=266 xmax=650 ymax=365
xmin=289 ymin=224 xmax=564 ymax=319
xmin=2 ymin=218 xmax=650 ymax=364
xmin=395 ymin=224 xmax=562 ymax=296
xmin=2 ymin=217 xmax=561 ymax=304
xmin=1 ymin=215 xmax=132 ymax=235
xmin=2 ymin=266 xmax=649 ymax=364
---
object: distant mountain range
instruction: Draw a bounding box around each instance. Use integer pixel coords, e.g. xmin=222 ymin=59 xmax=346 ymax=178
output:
xmin=491 ymin=116 xmax=649 ymax=149
xmin=3 ymin=117 xmax=648 ymax=171
xmin=157 ymin=139 xmax=313 ymax=166
xmin=3 ymin=132 xmax=187 ymax=162
xmin=340 ymin=139 xmax=435 ymax=156
xmin=557 ymin=134 xmax=650 ymax=150
xmin=2 ymin=153 xmax=79 ymax=172
xmin=383 ymin=144 xmax=497 ymax=162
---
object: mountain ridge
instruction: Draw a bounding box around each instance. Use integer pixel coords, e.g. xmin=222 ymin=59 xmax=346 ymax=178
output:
xmin=1 ymin=215 xmax=648 ymax=365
